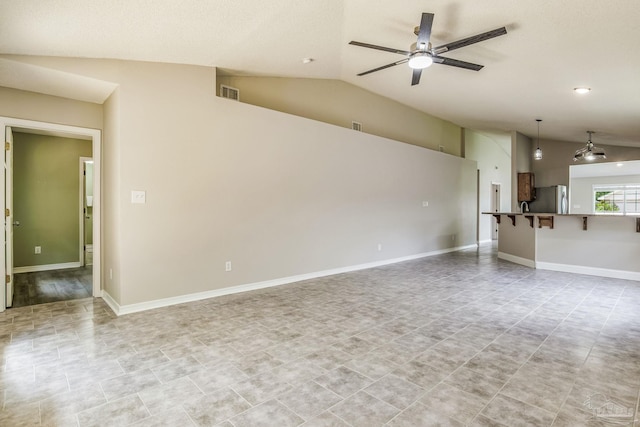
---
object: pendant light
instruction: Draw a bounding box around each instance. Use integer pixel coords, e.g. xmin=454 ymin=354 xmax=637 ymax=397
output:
xmin=534 ymin=119 xmax=542 ymax=160
xmin=574 ymin=131 xmax=606 ymax=161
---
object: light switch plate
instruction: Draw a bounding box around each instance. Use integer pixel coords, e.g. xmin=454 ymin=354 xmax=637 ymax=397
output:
xmin=131 ymin=190 xmax=146 ymax=204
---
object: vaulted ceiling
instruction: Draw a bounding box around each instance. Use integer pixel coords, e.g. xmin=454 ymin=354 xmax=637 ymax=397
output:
xmin=1 ymin=0 xmax=639 ymax=147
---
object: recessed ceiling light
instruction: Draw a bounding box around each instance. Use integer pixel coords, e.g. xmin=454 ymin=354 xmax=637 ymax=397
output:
xmin=574 ymin=87 xmax=591 ymax=94
xmin=302 ymin=58 xmax=314 ymax=64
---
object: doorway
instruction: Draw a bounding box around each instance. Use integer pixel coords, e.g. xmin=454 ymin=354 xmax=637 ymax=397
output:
xmin=491 ymin=183 xmax=501 ymax=240
xmin=1 ymin=117 xmax=101 ymax=312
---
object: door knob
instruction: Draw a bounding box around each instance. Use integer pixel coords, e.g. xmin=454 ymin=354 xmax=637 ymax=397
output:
xmin=13 ymin=220 xmax=20 ymax=226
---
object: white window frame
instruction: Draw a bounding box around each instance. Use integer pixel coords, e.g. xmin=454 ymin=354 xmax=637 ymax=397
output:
xmin=593 ymin=184 xmax=640 ymax=215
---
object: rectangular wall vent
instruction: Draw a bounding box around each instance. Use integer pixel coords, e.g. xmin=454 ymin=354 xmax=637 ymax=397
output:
xmin=220 ymin=84 xmax=240 ymax=101
xmin=351 ymin=121 xmax=362 ymax=132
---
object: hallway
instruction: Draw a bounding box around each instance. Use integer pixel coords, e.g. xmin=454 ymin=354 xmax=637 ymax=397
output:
xmin=12 ymin=267 xmax=92 ymax=307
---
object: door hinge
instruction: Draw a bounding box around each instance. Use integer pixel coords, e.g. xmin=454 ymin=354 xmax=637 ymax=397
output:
xmin=5 ymin=275 xmax=10 ymax=284
xmin=5 ymin=142 xmax=10 ymax=151
xmin=5 ymin=208 xmax=9 ymax=217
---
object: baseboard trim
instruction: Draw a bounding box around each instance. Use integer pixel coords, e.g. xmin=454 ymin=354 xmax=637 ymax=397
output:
xmin=102 ymin=244 xmax=478 ymax=316
xmin=498 ymin=252 xmax=536 ymax=268
xmin=101 ymin=290 xmax=120 ymax=315
xmin=13 ymin=262 xmax=82 ymax=274
xmin=535 ymin=261 xmax=640 ymax=281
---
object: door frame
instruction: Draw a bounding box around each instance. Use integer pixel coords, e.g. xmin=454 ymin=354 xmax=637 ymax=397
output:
xmin=79 ymin=157 xmax=93 ymax=268
xmin=0 ymin=117 xmax=101 ymax=312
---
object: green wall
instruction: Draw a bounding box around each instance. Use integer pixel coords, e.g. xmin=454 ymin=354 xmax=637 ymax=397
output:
xmin=13 ymin=132 xmax=92 ymax=267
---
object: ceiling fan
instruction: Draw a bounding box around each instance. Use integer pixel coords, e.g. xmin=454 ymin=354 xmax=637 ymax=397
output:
xmin=349 ymin=13 xmax=507 ymax=86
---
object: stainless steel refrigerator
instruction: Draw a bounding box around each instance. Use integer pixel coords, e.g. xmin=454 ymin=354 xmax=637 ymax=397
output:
xmin=529 ymin=185 xmax=568 ymax=213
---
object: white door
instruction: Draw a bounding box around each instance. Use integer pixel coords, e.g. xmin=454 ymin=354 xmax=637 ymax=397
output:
xmin=491 ymin=183 xmax=501 ymax=240
xmin=4 ymin=126 xmax=13 ymax=307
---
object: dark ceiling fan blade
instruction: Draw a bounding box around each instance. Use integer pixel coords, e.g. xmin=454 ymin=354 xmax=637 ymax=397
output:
xmin=349 ymin=41 xmax=411 ymax=56
xmin=416 ymin=13 xmax=435 ymax=46
xmin=433 ymin=27 xmax=507 ymax=54
xmin=433 ymin=56 xmax=484 ymax=71
xmin=411 ymin=68 xmax=422 ymax=86
xmin=356 ymin=58 xmax=409 ymax=76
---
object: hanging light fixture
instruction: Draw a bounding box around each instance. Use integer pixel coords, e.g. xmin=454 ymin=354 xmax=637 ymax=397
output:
xmin=574 ymin=131 xmax=606 ymax=161
xmin=534 ymin=119 xmax=542 ymax=160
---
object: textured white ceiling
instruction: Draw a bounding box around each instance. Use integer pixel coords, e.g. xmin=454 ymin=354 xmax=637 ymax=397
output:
xmin=0 ymin=0 xmax=639 ymax=147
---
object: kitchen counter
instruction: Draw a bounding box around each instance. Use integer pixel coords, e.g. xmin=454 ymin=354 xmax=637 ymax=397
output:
xmin=483 ymin=212 xmax=640 ymax=281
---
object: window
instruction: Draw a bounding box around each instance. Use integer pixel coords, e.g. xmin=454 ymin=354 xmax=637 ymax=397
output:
xmin=593 ymin=184 xmax=640 ymax=215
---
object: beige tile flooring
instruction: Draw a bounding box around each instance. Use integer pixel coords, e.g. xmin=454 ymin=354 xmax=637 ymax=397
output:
xmin=1 ymin=245 xmax=639 ymax=426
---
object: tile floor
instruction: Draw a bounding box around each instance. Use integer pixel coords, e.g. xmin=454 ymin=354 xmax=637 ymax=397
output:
xmin=1 ymin=245 xmax=639 ymax=426
xmin=13 ymin=267 xmax=93 ymax=308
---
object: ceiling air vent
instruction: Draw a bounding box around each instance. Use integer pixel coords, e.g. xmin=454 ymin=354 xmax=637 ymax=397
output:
xmin=220 ymin=84 xmax=240 ymax=101
xmin=352 ymin=121 xmax=362 ymax=132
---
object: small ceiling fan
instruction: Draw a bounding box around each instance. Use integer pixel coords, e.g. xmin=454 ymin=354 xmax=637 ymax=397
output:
xmin=349 ymin=13 xmax=507 ymax=86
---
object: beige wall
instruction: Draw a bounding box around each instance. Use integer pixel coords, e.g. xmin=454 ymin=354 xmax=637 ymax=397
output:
xmin=0 ymin=86 xmax=102 ymax=130
xmin=217 ymin=76 xmax=462 ymax=156
xmin=497 ymin=216 xmax=535 ymax=262
xmin=537 ymin=216 xmax=640 ymax=273
xmin=532 ymin=138 xmax=640 ymax=188
xmin=2 ymin=57 xmax=478 ymax=308
xmin=511 ymin=131 xmax=532 ymax=212
xmin=13 ymin=132 xmax=92 ymax=267
xmin=102 ymin=88 xmax=122 ymax=303
xmin=464 ymin=130 xmax=512 ymax=242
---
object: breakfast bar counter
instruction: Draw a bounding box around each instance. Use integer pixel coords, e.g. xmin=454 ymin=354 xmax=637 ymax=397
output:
xmin=484 ymin=212 xmax=640 ymax=281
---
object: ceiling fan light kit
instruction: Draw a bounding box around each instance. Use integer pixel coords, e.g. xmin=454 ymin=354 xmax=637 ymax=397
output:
xmin=408 ymin=52 xmax=433 ymax=69
xmin=349 ymin=12 xmax=507 ymax=86
xmin=574 ymin=131 xmax=606 ymax=161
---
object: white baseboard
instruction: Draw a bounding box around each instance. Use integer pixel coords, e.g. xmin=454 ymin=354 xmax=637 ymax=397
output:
xmin=498 ymin=252 xmax=536 ymax=268
xmin=102 ymin=244 xmax=478 ymax=316
xmin=100 ymin=290 xmax=119 ymax=315
xmin=14 ymin=262 xmax=82 ymax=274
xmin=535 ymin=261 xmax=640 ymax=282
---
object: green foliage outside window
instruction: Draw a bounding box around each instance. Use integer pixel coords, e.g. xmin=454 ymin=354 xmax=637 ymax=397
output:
xmin=595 ymin=191 xmax=619 ymax=212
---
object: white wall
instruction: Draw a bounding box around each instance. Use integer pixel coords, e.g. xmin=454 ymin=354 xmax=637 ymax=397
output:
xmin=1 ymin=57 xmax=478 ymax=309
xmin=464 ymin=130 xmax=511 ymax=242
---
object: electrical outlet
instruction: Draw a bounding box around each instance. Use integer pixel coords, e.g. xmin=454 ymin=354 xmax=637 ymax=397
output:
xmin=422 ymin=201 xmax=429 ymax=207
xmin=225 ymin=261 xmax=232 ymax=272
xmin=377 ymin=243 xmax=382 ymax=251
xmin=451 ymin=235 xmax=455 ymax=241
xmin=109 ymin=269 xmax=113 ymax=280
xmin=35 ymin=246 xmax=42 ymax=254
